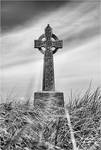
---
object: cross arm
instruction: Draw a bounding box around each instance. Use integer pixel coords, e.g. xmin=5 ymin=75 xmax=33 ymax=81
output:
xmin=34 ymin=40 xmax=45 ymax=48
xmin=52 ymin=40 xmax=63 ymax=49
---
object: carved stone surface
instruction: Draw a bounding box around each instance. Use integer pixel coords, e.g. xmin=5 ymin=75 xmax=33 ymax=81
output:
xmin=43 ymin=49 xmax=55 ymax=91
xmin=34 ymin=24 xmax=63 ymax=91
xmin=34 ymin=92 xmax=64 ymax=109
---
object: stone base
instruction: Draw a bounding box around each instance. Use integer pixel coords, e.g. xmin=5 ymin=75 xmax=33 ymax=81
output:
xmin=34 ymin=91 xmax=64 ymax=109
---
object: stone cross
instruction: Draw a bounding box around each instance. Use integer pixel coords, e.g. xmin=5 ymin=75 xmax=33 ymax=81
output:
xmin=34 ymin=24 xmax=63 ymax=91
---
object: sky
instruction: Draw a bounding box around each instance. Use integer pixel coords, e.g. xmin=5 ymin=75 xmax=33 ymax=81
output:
xmin=0 ymin=0 xmax=101 ymax=103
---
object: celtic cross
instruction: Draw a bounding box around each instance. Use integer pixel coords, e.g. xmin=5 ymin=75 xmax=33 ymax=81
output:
xmin=34 ymin=24 xmax=63 ymax=91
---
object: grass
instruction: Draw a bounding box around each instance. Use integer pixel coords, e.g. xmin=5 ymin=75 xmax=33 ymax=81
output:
xmin=0 ymin=87 xmax=101 ymax=150
xmin=67 ymin=87 xmax=101 ymax=150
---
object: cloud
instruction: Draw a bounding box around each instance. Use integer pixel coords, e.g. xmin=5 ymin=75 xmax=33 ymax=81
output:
xmin=1 ymin=1 xmax=67 ymax=32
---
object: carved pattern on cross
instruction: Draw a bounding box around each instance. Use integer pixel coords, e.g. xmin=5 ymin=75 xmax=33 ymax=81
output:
xmin=34 ymin=24 xmax=63 ymax=54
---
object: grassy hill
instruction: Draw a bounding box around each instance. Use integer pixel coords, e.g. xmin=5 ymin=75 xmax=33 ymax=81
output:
xmin=0 ymin=88 xmax=101 ymax=150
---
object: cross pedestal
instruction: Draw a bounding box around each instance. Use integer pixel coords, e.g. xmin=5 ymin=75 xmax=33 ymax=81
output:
xmin=34 ymin=92 xmax=64 ymax=109
xmin=34 ymin=25 xmax=64 ymax=111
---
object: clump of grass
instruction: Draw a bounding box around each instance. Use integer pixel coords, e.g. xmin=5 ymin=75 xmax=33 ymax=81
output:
xmin=0 ymin=99 xmax=67 ymax=150
xmin=0 ymin=87 xmax=101 ymax=150
xmin=67 ymin=87 xmax=101 ymax=150
xmin=0 ymin=101 xmax=46 ymax=150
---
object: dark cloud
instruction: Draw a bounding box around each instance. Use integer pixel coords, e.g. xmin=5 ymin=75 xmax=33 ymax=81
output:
xmin=1 ymin=1 xmax=67 ymax=33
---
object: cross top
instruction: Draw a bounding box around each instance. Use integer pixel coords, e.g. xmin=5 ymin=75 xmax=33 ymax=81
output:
xmin=34 ymin=24 xmax=63 ymax=54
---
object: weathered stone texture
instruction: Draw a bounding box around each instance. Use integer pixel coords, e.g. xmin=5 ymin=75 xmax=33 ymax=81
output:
xmin=43 ymin=50 xmax=55 ymax=91
xmin=34 ymin=24 xmax=63 ymax=91
xmin=34 ymin=92 xmax=64 ymax=109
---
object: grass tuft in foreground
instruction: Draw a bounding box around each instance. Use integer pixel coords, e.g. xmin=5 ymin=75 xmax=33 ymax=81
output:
xmin=67 ymin=87 xmax=101 ymax=150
